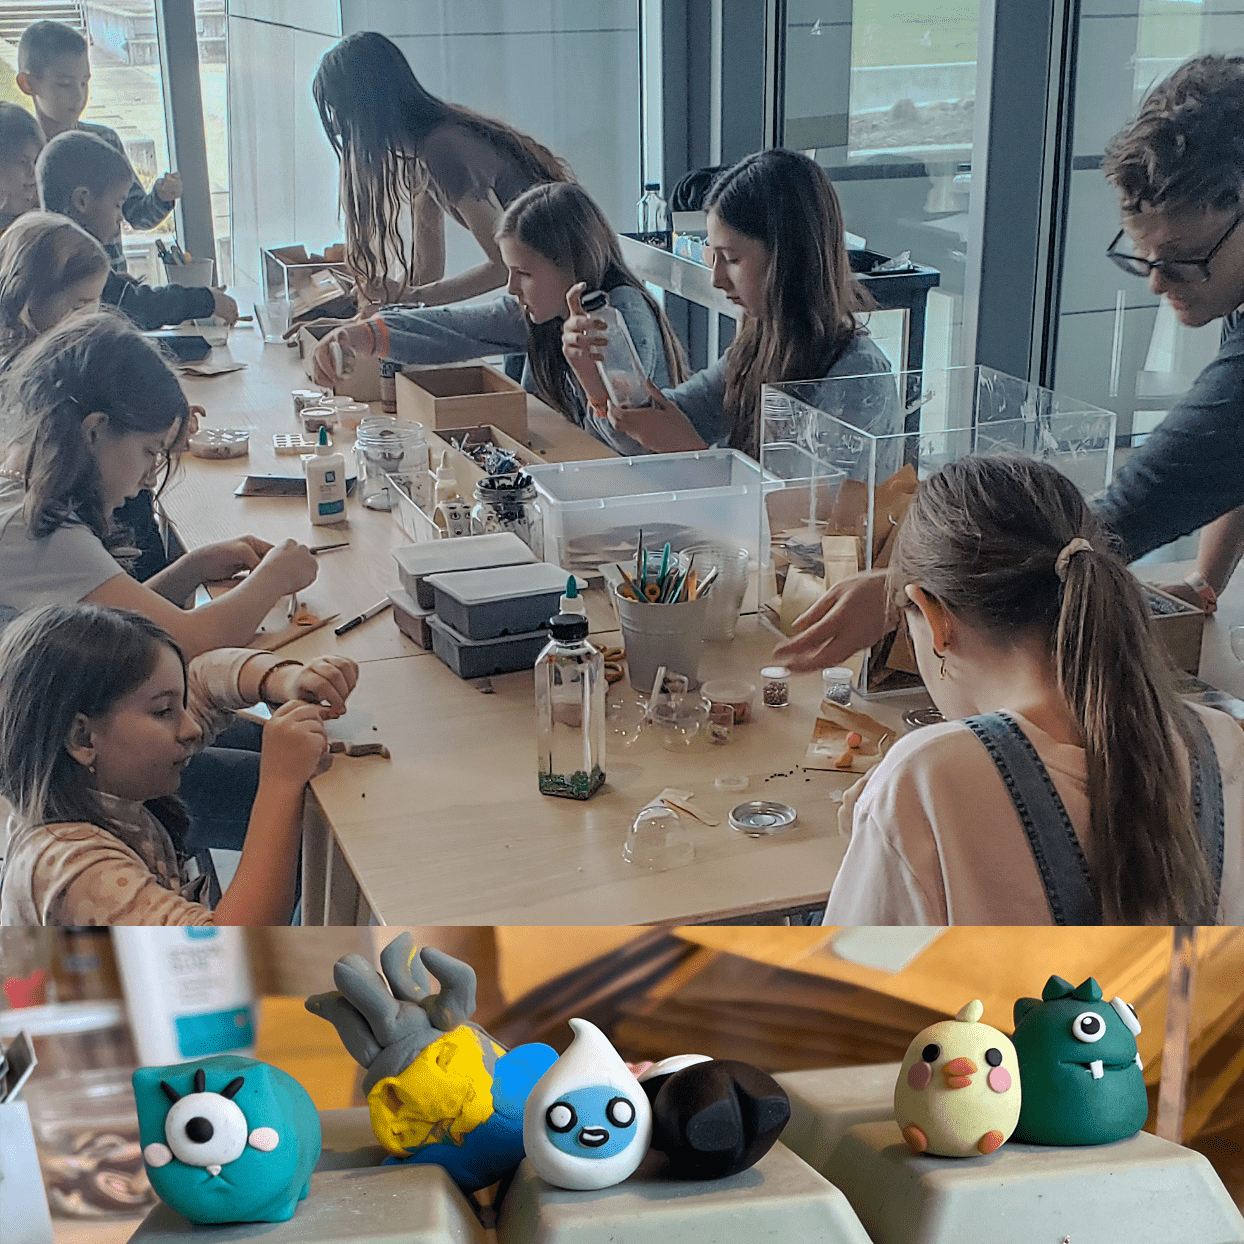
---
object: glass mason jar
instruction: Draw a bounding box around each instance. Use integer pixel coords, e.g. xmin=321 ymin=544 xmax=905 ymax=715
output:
xmin=355 ymin=416 xmax=429 ymax=511
xmin=471 ymin=475 xmax=544 ymax=557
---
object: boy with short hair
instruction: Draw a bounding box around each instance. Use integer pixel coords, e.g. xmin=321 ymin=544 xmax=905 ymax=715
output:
xmin=15 ymin=19 xmax=181 ymax=271
xmin=0 ymin=103 xmax=44 ymax=233
xmin=37 ymin=131 xmax=236 ymax=330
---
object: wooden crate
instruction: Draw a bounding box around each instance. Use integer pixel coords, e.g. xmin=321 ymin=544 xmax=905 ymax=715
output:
xmin=396 ymin=364 xmax=529 ymax=442
xmin=1145 ymin=584 xmax=1207 ymax=675
xmin=425 ymin=423 xmax=541 ymax=497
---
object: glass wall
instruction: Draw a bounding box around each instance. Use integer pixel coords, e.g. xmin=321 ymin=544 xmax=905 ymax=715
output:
xmin=196 ymin=0 xmax=230 ymax=283
xmin=781 ymin=0 xmax=981 ymax=370
xmin=1052 ymin=1 xmax=1244 ymax=479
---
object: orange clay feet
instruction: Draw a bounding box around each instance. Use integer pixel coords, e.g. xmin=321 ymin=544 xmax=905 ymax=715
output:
xmin=977 ymin=1129 xmax=1005 ymax=1155
xmin=902 ymin=1124 xmax=929 ymax=1154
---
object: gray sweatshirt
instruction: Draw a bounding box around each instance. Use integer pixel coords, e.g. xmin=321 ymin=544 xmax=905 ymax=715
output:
xmin=377 ymin=287 xmax=670 ymax=456
xmin=1094 ymin=310 xmax=1244 ymax=561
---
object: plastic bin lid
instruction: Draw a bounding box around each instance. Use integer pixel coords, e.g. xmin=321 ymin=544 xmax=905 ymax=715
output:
xmin=388 ymin=586 xmax=431 ymax=618
xmin=426 ymin=561 xmax=571 ymax=607
xmin=426 ymin=613 xmax=550 ymax=647
xmin=0 ymin=999 xmax=127 ymax=1039
xmin=392 ymin=532 xmax=536 ymax=579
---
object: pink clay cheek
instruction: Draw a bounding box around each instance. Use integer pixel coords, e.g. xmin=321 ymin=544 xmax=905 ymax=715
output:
xmin=987 ymin=1067 xmax=1012 ymax=1093
xmin=908 ymin=1062 xmax=932 ymax=1091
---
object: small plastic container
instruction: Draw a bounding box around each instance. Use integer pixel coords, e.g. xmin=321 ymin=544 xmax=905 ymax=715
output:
xmin=389 ymin=586 xmax=434 ymax=649
xmin=333 ymin=401 xmax=370 ymax=432
xmin=291 ymin=388 xmax=326 ymax=416
xmin=426 ymin=613 xmax=549 ymax=679
xmin=649 ymin=693 xmax=710 ymax=750
xmin=622 ymin=805 xmax=695 ymax=870
xmin=300 ymin=405 xmax=337 ymax=436
xmin=392 ymin=532 xmax=537 ymax=609
xmin=761 ymin=665 xmax=791 ymax=708
xmin=426 ymin=561 xmax=569 ymax=640
xmin=709 ymin=701 xmax=734 ymax=745
xmin=822 ymin=666 xmax=854 ymax=706
xmin=701 ymin=678 xmax=756 ymax=724
xmin=188 ymin=427 xmax=249 ymax=459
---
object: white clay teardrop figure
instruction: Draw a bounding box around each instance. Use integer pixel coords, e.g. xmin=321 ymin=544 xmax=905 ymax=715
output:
xmin=522 ymin=1017 xmax=653 ymax=1189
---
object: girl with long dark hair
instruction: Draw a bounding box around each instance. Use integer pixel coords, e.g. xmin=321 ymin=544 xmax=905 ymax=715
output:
xmin=311 ymin=181 xmax=688 ymax=454
xmin=313 ymin=31 xmax=571 ymax=307
xmin=824 ymin=454 xmax=1244 ymax=925
xmin=561 ymin=148 xmax=896 ymax=458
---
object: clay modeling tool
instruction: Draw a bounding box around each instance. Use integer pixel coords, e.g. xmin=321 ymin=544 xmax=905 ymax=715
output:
xmin=618 ymin=566 xmax=641 ymax=601
xmin=693 ymin=566 xmax=719 ymax=599
xmin=329 ymin=740 xmax=391 ymax=758
xmin=643 ymin=580 xmax=662 ymax=602
xmin=335 ymin=597 xmax=392 ymax=635
xmin=658 ymin=542 xmax=671 ymax=590
xmin=636 ymin=529 xmax=645 ymax=589
xmin=287 ymin=593 xmax=300 ymax=621
xmin=310 ymin=541 xmax=350 ymax=554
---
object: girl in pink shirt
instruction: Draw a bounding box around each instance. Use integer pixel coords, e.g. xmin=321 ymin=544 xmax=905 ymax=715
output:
xmin=825 ymin=454 xmax=1244 ymax=925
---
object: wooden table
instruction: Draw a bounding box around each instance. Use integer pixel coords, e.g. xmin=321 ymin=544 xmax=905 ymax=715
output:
xmin=164 ymin=326 xmax=924 ymax=924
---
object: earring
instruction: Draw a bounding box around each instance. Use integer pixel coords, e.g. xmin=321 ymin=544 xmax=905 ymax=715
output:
xmin=87 ymin=763 xmax=96 ymax=775
xmin=932 ymin=646 xmax=947 ymax=680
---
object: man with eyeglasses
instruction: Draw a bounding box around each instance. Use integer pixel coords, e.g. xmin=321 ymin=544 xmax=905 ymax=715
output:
xmin=774 ymin=53 xmax=1244 ymax=672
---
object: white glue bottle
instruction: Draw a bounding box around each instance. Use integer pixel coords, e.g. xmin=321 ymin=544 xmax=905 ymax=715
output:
xmin=111 ymin=927 xmax=258 ymax=1066
xmin=433 ymin=449 xmax=458 ymax=505
xmin=306 ymin=425 xmax=347 ymax=525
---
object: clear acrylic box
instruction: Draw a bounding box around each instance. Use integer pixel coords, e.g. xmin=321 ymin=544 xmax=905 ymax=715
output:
xmin=760 ymin=364 xmax=1117 ymax=694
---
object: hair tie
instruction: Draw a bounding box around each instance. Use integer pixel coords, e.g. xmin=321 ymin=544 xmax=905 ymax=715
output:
xmin=1054 ymin=537 xmax=1093 ymax=581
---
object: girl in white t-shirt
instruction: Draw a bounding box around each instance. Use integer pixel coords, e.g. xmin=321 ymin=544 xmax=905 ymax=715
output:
xmin=825 ymin=454 xmax=1244 ymax=926
xmin=0 ymin=310 xmax=316 ymax=656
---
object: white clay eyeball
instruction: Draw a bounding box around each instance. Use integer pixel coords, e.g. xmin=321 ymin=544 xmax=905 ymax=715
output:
xmin=248 ymin=1127 xmax=279 ymax=1152
xmin=1071 ymin=1011 xmax=1107 ymax=1043
xmin=164 ymin=1092 xmax=249 ymax=1169
xmin=143 ymin=1142 xmax=173 ymax=1168
xmin=1110 ymin=996 xmax=1142 ymax=1036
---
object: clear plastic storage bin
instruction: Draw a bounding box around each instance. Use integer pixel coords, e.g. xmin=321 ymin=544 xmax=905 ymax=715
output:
xmin=760 ymin=365 xmax=1117 ymax=693
xmin=528 ymin=448 xmax=776 ymax=575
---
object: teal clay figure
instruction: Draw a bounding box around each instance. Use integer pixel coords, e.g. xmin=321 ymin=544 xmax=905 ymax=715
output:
xmin=133 ymin=1054 xmax=322 ymax=1224
xmin=1011 ymin=975 xmax=1148 ymax=1146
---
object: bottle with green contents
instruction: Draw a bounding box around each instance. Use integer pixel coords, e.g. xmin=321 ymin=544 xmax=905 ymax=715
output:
xmin=535 ymin=612 xmax=606 ymax=800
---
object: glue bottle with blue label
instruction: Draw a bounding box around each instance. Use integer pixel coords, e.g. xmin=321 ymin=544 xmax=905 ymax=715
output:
xmin=305 ymin=426 xmax=347 ymax=525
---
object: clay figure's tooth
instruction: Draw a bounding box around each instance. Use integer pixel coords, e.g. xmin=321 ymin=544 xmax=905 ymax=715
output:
xmin=1135 ymin=1052 xmax=1143 ymax=1070
xmin=1090 ymin=1060 xmax=1104 ymax=1079
xmin=206 ymin=1164 xmax=222 ymax=1176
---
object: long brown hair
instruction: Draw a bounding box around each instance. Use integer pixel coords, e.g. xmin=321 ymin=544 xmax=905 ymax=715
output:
xmin=1 ymin=310 xmax=188 ymax=549
xmin=0 ymin=211 xmax=108 ymax=362
xmin=889 ymin=454 xmax=1216 ymax=924
xmin=705 ymin=149 xmax=874 ymax=458
xmin=496 ymin=182 xmax=688 ymax=423
xmin=0 ymin=603 xmax=189 ymax=848
xmin=313 ymin=31 xmax=570 ymax=298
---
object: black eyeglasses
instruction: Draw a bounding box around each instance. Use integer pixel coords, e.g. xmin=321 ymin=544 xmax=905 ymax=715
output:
xmin=1106 ymin=212 xmax=1244 ymax=283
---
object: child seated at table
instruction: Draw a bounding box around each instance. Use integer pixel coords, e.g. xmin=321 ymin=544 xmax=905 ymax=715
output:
xmin=15 ymin=19 xmax=179 ymax=272
xmin=311 ymin=181 xmax=689 ymax=455
xmin=824 ymin=454 xmax=1244 ymax=926
xmin=36 ymin=131 xmax=238 ymax=329
xmin=0 ymin=311 xmax=317 ymax=658
xmin=0 ymin=603 xmax=358 ymax=925
xmin=0 ymin=103 xmax=43 ymax=234
xmin=561 ymin=148 xmax=897 ymax=460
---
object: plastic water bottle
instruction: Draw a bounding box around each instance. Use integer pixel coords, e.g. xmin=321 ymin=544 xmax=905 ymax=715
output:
xmin=636 ymin=183 xmax=668 ymax=234
xmin=581 ymin=289 xmax=651 ymax=408
xmin=535 ymin=612 xmax=606 ymax=800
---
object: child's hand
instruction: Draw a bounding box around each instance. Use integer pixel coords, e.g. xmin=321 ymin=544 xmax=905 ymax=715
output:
xmin=268 ymin=656 xmax=360 ymax=718
xmin=256 ymin=539 xmax=318 ymax=596
xmin=605 ymin=381 xmax=708 ymax=452
xmin=155 ymin=171 xmax=183 ymax=202
xmin=211 ymin=289 xmax=239 ymax=325
xmin=561 ymin=282 xmax=609 ymax=368
xmin=311 ymin=323 xmax=374 ymax=387
xmin=260 ymin=700 xmax=331 ymax=788
xmin=193 ymin=535 xmax=273 ymax=582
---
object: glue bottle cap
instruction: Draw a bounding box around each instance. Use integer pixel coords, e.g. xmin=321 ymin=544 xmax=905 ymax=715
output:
xmin=316 ymin=425 xmax=332 ymax=453
xmin=559 ymin=575 xmax=587 ymax=616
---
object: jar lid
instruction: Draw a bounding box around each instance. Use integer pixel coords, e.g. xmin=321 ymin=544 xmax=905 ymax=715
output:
xmin=759 ymin=665 xmax=790 ymax=679
xmin=714 ymin=773 xmax=749 ymax=792
xmin=822 ymin=666 xmax=852 ymax=683
xmin=0 ymin=999 xmax=126 ymax=1039
xmin=702 ymin=678 xmax=756 ymax=703
xmin=728 ymin=800 xmax=798 ymax=835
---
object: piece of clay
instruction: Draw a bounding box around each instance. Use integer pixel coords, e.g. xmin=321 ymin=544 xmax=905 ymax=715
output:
xmin=1011 ymin=975 xmax=1147 ymax=1146
xmin=845 ymin=731 xmax=863 ymax=749
xmin=328 ymin=740 xmax=391 ymax=758
xmin=638 ymin=1055 xmax=790 ymax=1179
xmin=132 ymin=1055 xmax=321 ymax=1224
xmin=893 ymin=999 xmax=1021 ymax=1158
xmin=523 ymin=1018 xmax=652 ymax=1190
xmin=306 ymin=934 xmax=556 ymax=1192
xmin=833 ymin=748 xmax=855 ymax=769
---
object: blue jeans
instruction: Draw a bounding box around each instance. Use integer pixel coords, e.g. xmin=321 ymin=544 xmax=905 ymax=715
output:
xmin=179 ymin=718 xmax=264 ymax=854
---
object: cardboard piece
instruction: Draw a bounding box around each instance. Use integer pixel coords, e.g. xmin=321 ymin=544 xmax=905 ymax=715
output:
xmin=804 ymin=702 xmax=893 ymax=774
xmin=396 ymin=366 xmax=529 ymax=442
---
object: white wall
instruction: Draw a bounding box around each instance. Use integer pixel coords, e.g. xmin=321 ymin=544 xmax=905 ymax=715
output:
xmin=227 ymin=0 xmax=640 ymax=291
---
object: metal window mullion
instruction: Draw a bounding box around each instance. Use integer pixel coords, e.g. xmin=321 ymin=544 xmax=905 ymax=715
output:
xmin=154 ymin=0 xmax=216 ymax=273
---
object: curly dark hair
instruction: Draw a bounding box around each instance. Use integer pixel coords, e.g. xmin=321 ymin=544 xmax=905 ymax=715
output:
xmin=1103 ymin=54 xmax=1244 ymax=215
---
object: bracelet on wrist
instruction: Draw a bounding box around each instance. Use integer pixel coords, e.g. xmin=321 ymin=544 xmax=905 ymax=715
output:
xmin=257 ymin=659 xmax=303 ymax=706
xmin=1184 ymin=570 xmax=1218 ymax=613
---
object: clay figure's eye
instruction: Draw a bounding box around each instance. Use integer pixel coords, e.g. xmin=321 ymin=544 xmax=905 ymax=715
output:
xmin=606 ymin=1096 xmax=635 ymax=1128
xmin=1071 ymin=1012 xmax=1106 ymax=1043
xmin=546 ymin=1102 xmax=576 ymax=1133
xmin=921 ymin=1043 xmax=941 ymax=1063
xmin=1110 ymin=996 xmax=1142 ymax=1036
xmin=164 ymin=1092 xmax=248 ymax=1168
xmin=985 ymin=1048 xmax=1003 ymax=1067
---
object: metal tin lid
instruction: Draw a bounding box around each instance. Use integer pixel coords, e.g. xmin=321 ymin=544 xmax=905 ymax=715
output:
xmin=901 ymin=707 xmax=946 ymax=729
xmin=728 ymin=800 xmax=798 ymax=835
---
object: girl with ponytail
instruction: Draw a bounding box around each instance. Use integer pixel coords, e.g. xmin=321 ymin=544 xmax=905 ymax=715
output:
xmin=824 ymin=454 xmax=1244 ymax=925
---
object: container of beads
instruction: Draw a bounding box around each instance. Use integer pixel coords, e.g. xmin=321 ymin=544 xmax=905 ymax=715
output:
xmin=822 ymin=666 xmax=853 ymax=706
xmin=760 ymin=665 xmax=791 ymax=708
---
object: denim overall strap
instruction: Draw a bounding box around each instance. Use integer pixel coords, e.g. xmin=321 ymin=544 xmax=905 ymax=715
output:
xmin=962 ymin=712 xmax=1099 ymax=925
xmin=1183 ymin=710 xmax=1225 ymax=901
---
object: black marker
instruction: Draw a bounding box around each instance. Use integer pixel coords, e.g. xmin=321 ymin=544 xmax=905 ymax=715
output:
xmin=335 ymin=598 xmax=392 ymax=636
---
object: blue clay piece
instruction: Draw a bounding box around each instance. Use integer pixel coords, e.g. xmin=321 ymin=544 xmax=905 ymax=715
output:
xmin=133 ymin=1054 xmax=321 ymax=1224
xmin=1011 ymin=975 xmax=1148 ymax=1146
xmin=381 ymin=1042 xmax=558 ymax=1191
